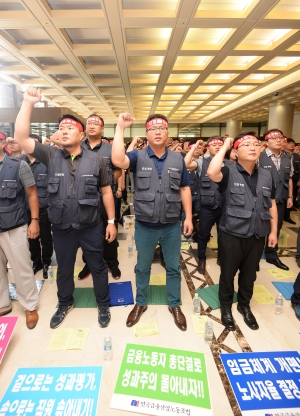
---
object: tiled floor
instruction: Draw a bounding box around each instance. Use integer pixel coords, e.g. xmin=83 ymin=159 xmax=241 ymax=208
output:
xmin=1 ymin=202 xmax=300 ymax=416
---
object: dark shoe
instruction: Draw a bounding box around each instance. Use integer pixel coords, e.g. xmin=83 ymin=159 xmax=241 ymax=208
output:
xmin=32 ymin=263 xmax=43 ymax=275
xmin=296 ymin=258 xmax=300 ymax=268
xmin=237 ymin=305 xmax=259 ymax=330
xmin=78 ymin=264 xmax=91 ymax=280
xmin=25 ymin=310 xmax=39 ymax=329
xmin=0 ymin=308 xmax=12 ymax=317
xmin=217 ymin=258 xmax=221 ymax=266
xmin=110 ymin=267 xmax=121 ymax=280
xmin=168 ymin=305 xmax=187 ymax=331
xmin=256 ymin=264 xmax=260 ymax=272
xmin=160 ymin=258 xmax=166 ymax=268
xmin=197 ymin=260 xmax=206 ymax=275
xmin=292 ymin=303 xmax=300 ymax=321
xmin=98 ymin=306 xmax=111 ymax=327
xmin=291 ymin=207 xmax=297 ymax=212
xmin=266 ymin=258 xmax=289 ymax=270
xmin=220 ymin=306 xmax=236 ymax=331
xmin=284 ymin=218 xmax=296 ymax=225
xmin=43 ymin=264 xmax=49 ymax=279
xmin=126 ymin=303 xmax=148 ymax=327
xmin=50 ymin=304 xmax=73 ymax=329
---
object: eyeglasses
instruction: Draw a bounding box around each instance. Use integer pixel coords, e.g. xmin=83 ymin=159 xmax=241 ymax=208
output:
xmin=267 ymin=136 xmax=284 ymax=141
xmin=86 ymin=123 xmax=102 ymax=127
xmin=238 ymin=142 xmax=261 ymax=149
xmin=147 ymin=126 xmax=168 ymax=132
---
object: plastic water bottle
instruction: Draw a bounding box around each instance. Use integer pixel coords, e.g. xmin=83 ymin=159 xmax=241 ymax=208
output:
xmin=204 ymin=318 xmax=213 ymax=345
xmin=132 ymin=234 xmax=135 ymax=247
xmin=275 ymin=292 xmax=284 ymax=315
xmin=193 ymin=293 xmax=201 ymax=316
xmin=128 ymin=244 xmax=133 ymax=258
xmin=104 ymin=333 xmax=113 ymax=361
xmin=51 ymin=252 xmax=57 ymax=266
xmin=48 ymin=266 xmax=55 ymax=284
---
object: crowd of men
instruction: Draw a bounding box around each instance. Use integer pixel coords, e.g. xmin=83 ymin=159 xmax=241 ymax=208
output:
xmin=0 ymin=86 xmax=300 ymax=334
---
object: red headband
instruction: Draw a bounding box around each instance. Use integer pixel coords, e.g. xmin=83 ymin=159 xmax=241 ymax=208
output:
xmin=264 ymin=131 xmax=283 ymax=141
xmin=146 ymin=118 xmax=168 ymax=130
xmin=208 ymin=139 xmax=223 ymax=147
xmin=59 ymin=118 xmax=83 ymax=132
xmin=86 ymin=116 xmax=104 ymax=127
xmin=233 ymin=135 xmax=258 ymax=150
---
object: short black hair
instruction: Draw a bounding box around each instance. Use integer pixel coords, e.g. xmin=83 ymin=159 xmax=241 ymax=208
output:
xmin=58 ymin=114 xmax=85 ymax=132
xmin=87 ymin=113 xmax=104 ymax=126
xmin=207 ymin=135 xmax=223 ymax=146
xmin=233 ymin=131 xmax=259 ymax=147
xmin=263 ymin=128 xmax=284 ymax=141
xmin=287 ymin=138 xmax=295 ymax=144
xmin=145 ymin=114 xmax=168 ymax=128
xmin=29 ymin=133 xmax=42 ymax=143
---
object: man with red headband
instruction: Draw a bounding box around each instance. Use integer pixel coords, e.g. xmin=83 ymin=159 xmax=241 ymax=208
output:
xmin=112 ymin=113 xmax=193 ymax=331
xmin=185 ymin=136 xmax=227 ymax=274
xmin=14 ymin=87 xmax=117 ymax=330
xmin=77 ymin=114 xmax=122 ymax=280
xmin=259 ymin=129 xmax=293 ymax=270
xmin=207 ymin=132 xmax=278 ymax=331
xmin=0 ymin=131 xmax=40 ymax=329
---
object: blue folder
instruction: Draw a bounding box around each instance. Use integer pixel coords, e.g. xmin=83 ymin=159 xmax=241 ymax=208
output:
xmin=109 ymin=281 xmax=134 ymax=307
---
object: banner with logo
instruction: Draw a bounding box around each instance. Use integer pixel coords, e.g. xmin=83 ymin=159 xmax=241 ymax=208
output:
xmin=220 ymin=351 xmax=300 ymax=416
xmin=111 ymin=344 xmax=212 ymax=416
xmin=0 ymin=366 xmax=102 ymax=415
xmin=0 ymin=316 xmax=18 ymax=363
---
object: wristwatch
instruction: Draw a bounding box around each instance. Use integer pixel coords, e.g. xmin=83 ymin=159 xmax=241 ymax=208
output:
xmin=288 ymin=196 xmax=293 ymax=199
xmin=107 ymin=219 xmax=116 ymax=224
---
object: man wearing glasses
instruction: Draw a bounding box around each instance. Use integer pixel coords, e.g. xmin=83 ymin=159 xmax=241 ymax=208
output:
xmin=207 ymin=132 xmax=277 ymax=331
xmin=112 ymin=113 xmax=193 ymax=331
xmin=259 ymin=129 xmax=293 ymax=270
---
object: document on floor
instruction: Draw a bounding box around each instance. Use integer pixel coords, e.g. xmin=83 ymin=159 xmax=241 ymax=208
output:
xmin=0 ymin=316 xmax=18 ymax=364
xmin=47 ymin=328 xmax=89 ymax=350
xmin=192 ymin=315 xmax=208 ymax=334
xmin=265 ymin=268 xmax=297 ymax=279
xmin=180 ymin=241 xmax=190 ymax=250
xmin=150 ymin=273 xmax=166 ymax=285
xmin=253 ymin=285 xmax=275 ymax=304
xmin=133 ymin=322 xmax=159 ymax=337
xmin=209 ymin=238 xmax=218 ymax=248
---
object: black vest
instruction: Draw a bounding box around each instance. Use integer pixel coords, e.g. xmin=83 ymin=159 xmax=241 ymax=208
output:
xmin=25 ymin=157 xmax=49 ymax=210
xmin=134 ymin=149 xmax=183 ymax=223
xmin=0 ymin=156 xmax=26 ymax=232
xmin=292 ymin=153 xmax=300 ymax=181
xmin=47 ymin=148 xmax=101 ymax=229
xmin=219 ymin=164 xmax=273 ymax=238
xmin=259 ymin=151 xmax=291 ymax=203
xmin=187 ymin=169 xmax=198 ymax=195
xmin=199 ymin=157 xmax=223 ymax=209
xmin=81 ymin=139 xmax=114 ymax=186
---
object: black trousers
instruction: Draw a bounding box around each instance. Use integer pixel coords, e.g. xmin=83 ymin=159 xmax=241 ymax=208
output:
xmin=218 ymin=229 xmax=265 ymax=307
xmin=197 ymin=206 xmax=222 ymax=261
xmin=291 ymin=272 xmax=300 ymax=304
xmin=52 ymin=223 xmax=109 ymax=307
xmin=28 ymin=209 xmax=53 ymax=266
xmin=264 ymin=201 xmax=285 ymax=261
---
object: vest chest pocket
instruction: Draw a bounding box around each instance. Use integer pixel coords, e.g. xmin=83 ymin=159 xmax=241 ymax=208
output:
xmin=230 ymin=187 xmax=245 ymax=206
xmin=137 ymin=171 xmax=151 ymax=190
xmin=201 ymin=177 xmax=211 ymax=188
xmin=200 ymin=190 xmax=215 ymax=207
xmin=262 ymin=189 xmax=272 ymax=208
xmin=78 ymin=199 xmax=99 ymax=224
xmin=48 ymin=177 xmax=60 ymax=194
xmin=85 ymin=177 xmax=98 ymax=196
xmin=284 ymin=166 xmax=290 ymax=181
xmin=165 ymin=193 xmax=181 ymax=218
xmin=36 ymin=174 xmax=47 ymax=188
xmin=48 ymin=199 xmax=64 ymax=224
xmin=258 ymin=211 xmax=272 ymax=237
xmin=169 ymin=171 xmax=180 ymax=191
xmin=226 ymin=207 xmax=252 ymax=235
xmin=0 ymin=181 xmax=17 ymax=199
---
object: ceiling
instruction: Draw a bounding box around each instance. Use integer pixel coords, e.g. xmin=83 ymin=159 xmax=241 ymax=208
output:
xmin=1 ymin=0 xmax=300 ymax=125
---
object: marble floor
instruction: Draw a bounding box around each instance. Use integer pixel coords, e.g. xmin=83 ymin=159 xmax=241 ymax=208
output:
xmin=0 ymin=202 xmax=300 ymax=416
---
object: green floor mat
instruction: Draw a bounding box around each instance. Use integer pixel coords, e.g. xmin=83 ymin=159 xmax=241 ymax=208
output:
xmin=195 ymin=284 xmax=237 ymax=310
xmin=147 ymin=285 xmax=182 ymax=305
xmin=56 ymin=288 xmax=97 ymax=308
